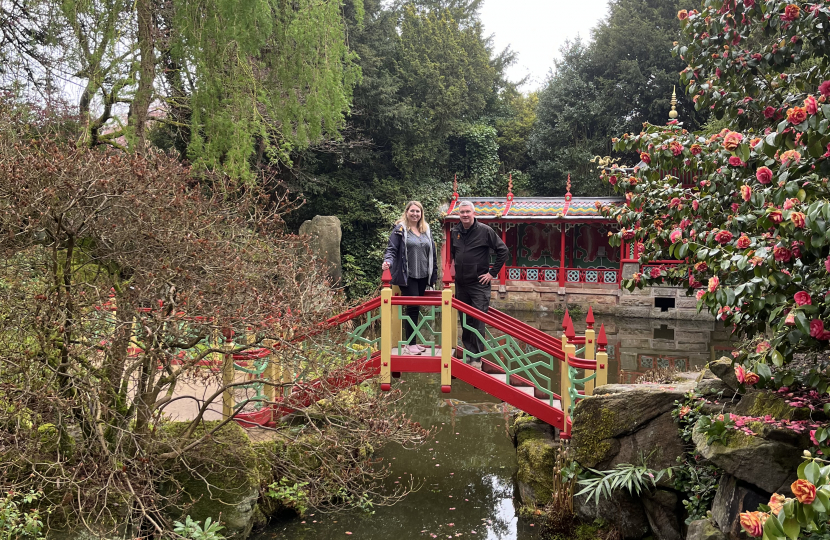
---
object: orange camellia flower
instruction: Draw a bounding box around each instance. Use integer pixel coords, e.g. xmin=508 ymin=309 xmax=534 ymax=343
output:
xmin=781 ymin=150 xmax=802 ymax=165
xmin=708 ymin=276 xmax=719 ymax=293
xmin=690 ymin=143 xmax=702 ymax=155
xmin=723 ymin=131 xmax=743 ymax=151
xmin=787 ymin=106 xmax=807 ymax=124
xmin=744 ymin=372 xmax=760 ymax=385
xmin=678 ymin=9 xmax=689 ymax=20
xmin=740 ymin=511 xmax=768 ymax=538
xmin=768 ymin=493 xmax=786 ymax=516
xmin=736 ymin=235 xmax=751 ymax=249
xmin=741 ymin=185 xmax=752 ymax=201
xmin=791 ymin=479 xmax=817 ymax=504
xmin=805 ymin=95 xmax=818 ymax=115
xmin=781 ymin=3 xmax=800 ymax=21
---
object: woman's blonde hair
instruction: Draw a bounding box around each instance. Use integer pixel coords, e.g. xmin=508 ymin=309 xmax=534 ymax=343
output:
xmin=397 ymin=200 xmax=428 ymax=233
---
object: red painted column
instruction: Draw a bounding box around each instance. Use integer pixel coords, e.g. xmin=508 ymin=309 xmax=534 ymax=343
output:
xmin=499 ymin=221 xmax=507 ymax=283
xmin=558 ymin=223 xmax=566 ymax=287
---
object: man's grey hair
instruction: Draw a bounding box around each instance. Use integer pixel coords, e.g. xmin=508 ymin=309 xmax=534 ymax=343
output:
xmin=457 ymin=200 xmax=475 ymax=210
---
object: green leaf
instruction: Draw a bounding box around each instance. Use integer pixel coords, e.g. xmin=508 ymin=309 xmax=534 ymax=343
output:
xmin=806 ymin=461 xmax=821 ymax=484
xmin=771 ymin=350 xmax=784 ymax=366
xmin=781 ymin=516 xmax=800 ymax=540
xmin=796 ymin=311 xmax=810 ymax=337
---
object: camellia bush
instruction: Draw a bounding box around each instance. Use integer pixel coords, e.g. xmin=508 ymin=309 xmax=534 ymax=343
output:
xmin=602 ymin=0 xmax=830 ymax=378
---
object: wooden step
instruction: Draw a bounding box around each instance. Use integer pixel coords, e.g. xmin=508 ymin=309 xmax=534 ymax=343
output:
xmin=482 ymin=372 xmax=561 ymax=409
xmin=391 ymin=347 xmax=454 ymax=357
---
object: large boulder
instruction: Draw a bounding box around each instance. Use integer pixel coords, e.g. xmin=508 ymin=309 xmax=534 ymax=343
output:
xmin=692 ymin=420 xmax=802 ymax=494
xmin=708 ymin=357 xmax=741 ymax=393
xmin=299 ymin=215 xmax=342 ymax=284
xmin=574 ymin=490 xmax=650 ymax=539
xmin=733 ymin=390 xmax=820 ymax=421
xmin=710 ymin=474 xmax=769 ymax=539
xmin=686 ymin=519 xmax=729 ymax=540
xmin=572 ymin=380 xmax=693 ymax=468
xmin=641 ymin=490 xmax=683 ymax=540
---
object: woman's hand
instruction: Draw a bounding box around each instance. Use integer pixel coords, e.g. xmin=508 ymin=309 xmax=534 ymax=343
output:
xmin=381 ymin=261 xmax=390 ymax=270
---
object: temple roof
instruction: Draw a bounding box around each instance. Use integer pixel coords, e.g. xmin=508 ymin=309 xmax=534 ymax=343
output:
xmin=444 ymin=196 xmax=624 ymax=220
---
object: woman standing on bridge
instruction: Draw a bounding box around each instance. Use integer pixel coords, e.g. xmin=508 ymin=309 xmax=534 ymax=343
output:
xmin=381 ymin=201 xmax=438 ymax=355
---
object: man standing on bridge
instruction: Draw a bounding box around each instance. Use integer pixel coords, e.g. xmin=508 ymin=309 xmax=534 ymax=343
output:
xmin=450 ymin=200 xmax=509 ymax=367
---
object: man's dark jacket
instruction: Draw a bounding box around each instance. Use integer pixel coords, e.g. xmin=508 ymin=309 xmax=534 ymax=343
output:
xmin=450 ymin=219 xmax=509 ymax=285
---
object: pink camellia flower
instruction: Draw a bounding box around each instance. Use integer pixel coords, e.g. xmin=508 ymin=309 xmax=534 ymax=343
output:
xmin=640 ymin=152 xmax=651 ymax=165
xmin=792 ymin=479 xmax=817 ymax=504
xmin=763 ymin=106 xmax=776 ymax=119
xmin=695 ymin=261 xmax=708 ymax=273
xmin=756 ymin=166 xmax=773 ymax=184
xmin=715 ymin=230 xmax=734 ymax=244
xmin=708 ymin=276 xmax=719 ymax=293
xmin=825 ymin=256 xmax=830 ymax=273
xmin=781 ymin=4 xmax=800 ymax=22
xmin=670 ymin=229 xmax=682 ymax=243
xmin=723 ymin=131 xmax=743 ymax=151
xmin=609 ymin=175 xmax=618 ymax=185
xmin=740 ymin=511 xmax=768 ymax=538
xmin=622 ymin=229 xmax=635 ymax=240
xmin=768 ymin=494 xmax=786 ymax=516
xmin=669 ymin=197 xmax=682 ymax=209
xmin=692 ymin=200 xmax=700 ymax=211
xmin=810 ymin=319 xmax=830 ymax=340
xmin=774 ymin=246 xmax=792 ymax=262
xmin=744 ymin=372 xmax=760 ymax=386
xmin=741 ymin=185 xmax=752 ymax=201
xmin=781 ymin=150 xmax=802 ymax=165
xmin=696 ymin=289 xmax=706 ymax=300
xmin=731 ymin=203 xmax=740 ymax=213
xmin=783 ymin=198 xmax=799 ymax=210
xmin=736 ymin=235 xmax=751 ymax=249
xmin=791 ymin=211 xmax=806 ymax=228
xmin=805 ymin=95 xmax=819 ymax=115
xmin=820 ymin=80 xmax=830 ymax=97
xmin=756 ymin=341 xmax=771 ymax=354
xmin=735 ymin=364 xmax=746 ymax=384
xmin=785 ymin=312 xmax=796 ymax=326
xmin=650 ymin=267 xmax=662 ymax=279
xmin=678 ymin=9 xmax=688 ymax=20
xmin=690 ymin=144 xmax=702 ymax=156
xmin=670 ymin=141 xmax=684 ymax=156
xmin=795 ymin=291 xmax=812 ymax=306
xmin=769 ymin=209 xmax=784 ymax=223
xmin=729 ymin=156 xmax=745 ymax=167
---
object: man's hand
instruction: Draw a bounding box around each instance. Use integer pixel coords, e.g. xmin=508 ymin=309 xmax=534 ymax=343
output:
xmin=478 ymin=273 xmax=494 ymax=285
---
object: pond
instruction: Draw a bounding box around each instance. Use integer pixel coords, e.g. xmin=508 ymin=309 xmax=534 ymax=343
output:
xmin=252 ymin=312 xmax=733 ymax=540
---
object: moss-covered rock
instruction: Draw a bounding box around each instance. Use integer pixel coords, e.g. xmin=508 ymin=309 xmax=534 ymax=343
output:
xmin=691 ymin=418 xmax=801 ymax=494
xmin=514 ymin=419 xmax=557 ymax=506
xmin=158 ymin=421 xmax=265 ymax=540
xmin=733 ymin=390 xmax=812 ymax=421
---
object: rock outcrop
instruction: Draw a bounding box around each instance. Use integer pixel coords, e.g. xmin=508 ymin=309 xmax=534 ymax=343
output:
xmin=299 ymin=215 xmax=342 ymax=284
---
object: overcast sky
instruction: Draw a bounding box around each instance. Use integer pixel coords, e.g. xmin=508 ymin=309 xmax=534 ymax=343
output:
xmin=478 ymin=0 xmax=611 ymax=90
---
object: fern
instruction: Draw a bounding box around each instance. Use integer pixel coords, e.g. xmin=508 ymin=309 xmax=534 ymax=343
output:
xmin=575 ymin=456 xmax=672 ymax=506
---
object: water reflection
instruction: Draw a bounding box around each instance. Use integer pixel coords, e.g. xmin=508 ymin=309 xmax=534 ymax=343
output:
xmin=253 ymin=313 xmax=733 ymax=540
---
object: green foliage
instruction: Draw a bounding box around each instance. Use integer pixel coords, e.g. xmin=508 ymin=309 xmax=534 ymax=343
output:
xmin=172 ymin=516 xmax=225 ymax=540
xmin=495 ymin=90 xmax=538 ymax=174
xmin=267 ymin=478 xmax=311 ymax=516
xmin=0 ymin=491 xmax=45 ymax=540
xmin=575 ymin=454 xmax=672 ymax=506
xmin=603 ymin=0 xmax=830 ymax=368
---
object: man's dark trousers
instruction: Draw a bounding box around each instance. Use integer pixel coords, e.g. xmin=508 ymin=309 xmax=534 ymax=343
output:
xmin=455 ymin=280 xmax=491 ymax=357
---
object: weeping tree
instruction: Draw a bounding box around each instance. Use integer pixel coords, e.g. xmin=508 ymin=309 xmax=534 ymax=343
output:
xmin=0 ymin=103 xmax=429 ymax=536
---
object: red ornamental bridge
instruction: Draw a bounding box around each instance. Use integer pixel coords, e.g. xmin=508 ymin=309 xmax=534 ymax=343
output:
xmin=226 ymin=270 xmax=609 ymax=438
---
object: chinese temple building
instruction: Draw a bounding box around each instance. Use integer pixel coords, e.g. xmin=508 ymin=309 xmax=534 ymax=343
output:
xmin=441 ymin=176 xmax=705 ymax=319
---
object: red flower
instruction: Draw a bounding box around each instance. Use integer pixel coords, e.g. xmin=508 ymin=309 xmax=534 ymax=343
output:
xmin=811 ymin=319 xmax=830 ymax=340
xmin=783 ymin=198 xmax=799 ymax=210
xmin=781 ymin=4 xmax=800 ymax=22
xmin=736 ymin=235 xmax=751 ymax=249
xmin=756 ymin=167 xmax=773 ymax=184
xmin=744 ymin=0 xmax=755 ymax=6
xmin=670 ymin=141 xmax=684 ymax=156
xmin=690 ymin=144 xmax=702 ymax=156
xmin=791 ymin=479 xmax=816 ymax=503
xmin=608 ymin=175 xmax=618 ymax=186
xmin=678 ymin=9 xmax=688 ymax=20
xmin=692 ymin=200 xmax=700 ymax=211
xmin=773 ymin=246 xmax=792 ymax=262
xmin=790 ymin=211 xmax=806 ymax=228
xmin=729 ymin=156 xmax=745 ymax=167
xmin=825 ymin=256 xmax=830 ymax=273
xmin=740 ymin=185 xmax=752 ymax=201
xmin=805 ymin=95 xmax=818 ymax=115
xmin=650 ymin=267 xmax=662 ymax=279
xmin=795 ymin=291 xmax=812 ymax=306
xmin=622 ymin=229 xmax=635 ymax=240
xmin=640 ymin=152 xmax=651 ymax=165
xmin=769 ymin=209 xmax=783 ymax=223
xmin=819 ymin=80 xmax=830 ymax=97
xmin=763 ymin=106 xmax=776 ymax=119
xmin=744 ymin=372 xmax=760 ymax=386
xmin=715 ymin=230 xmax=734 ymax=244
xmin=787 ymin=106 xmax=807 ymax=124
xmin=694 ymin=262 xmax=708 ymax=272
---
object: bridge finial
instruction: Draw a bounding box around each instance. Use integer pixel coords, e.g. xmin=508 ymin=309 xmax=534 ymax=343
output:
xmin=566 ymin=317 xmax=576 ymax=340
xmin=669 ymin=86 xmax=678 ymax=121
xmin=381 ymin=267 xmax=392 ymax=288
xmin=597 ymin=323 xmax=608 ymax=351
xmin=585 ymin=306 xmax=594 ymax=329
xmin=562 ymin=309 xmax=570 ymax=331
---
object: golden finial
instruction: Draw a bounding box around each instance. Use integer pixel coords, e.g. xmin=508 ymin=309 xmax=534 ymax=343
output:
xmin=669 ymin=86 xmax=678 ymax=120
xmin=508 ymin=174 xmax=513 ymax=195
xmin=453 ymin=173 xmax=458 ymax=193
xmin=566 ymin=174 xmax=571 ymax=193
